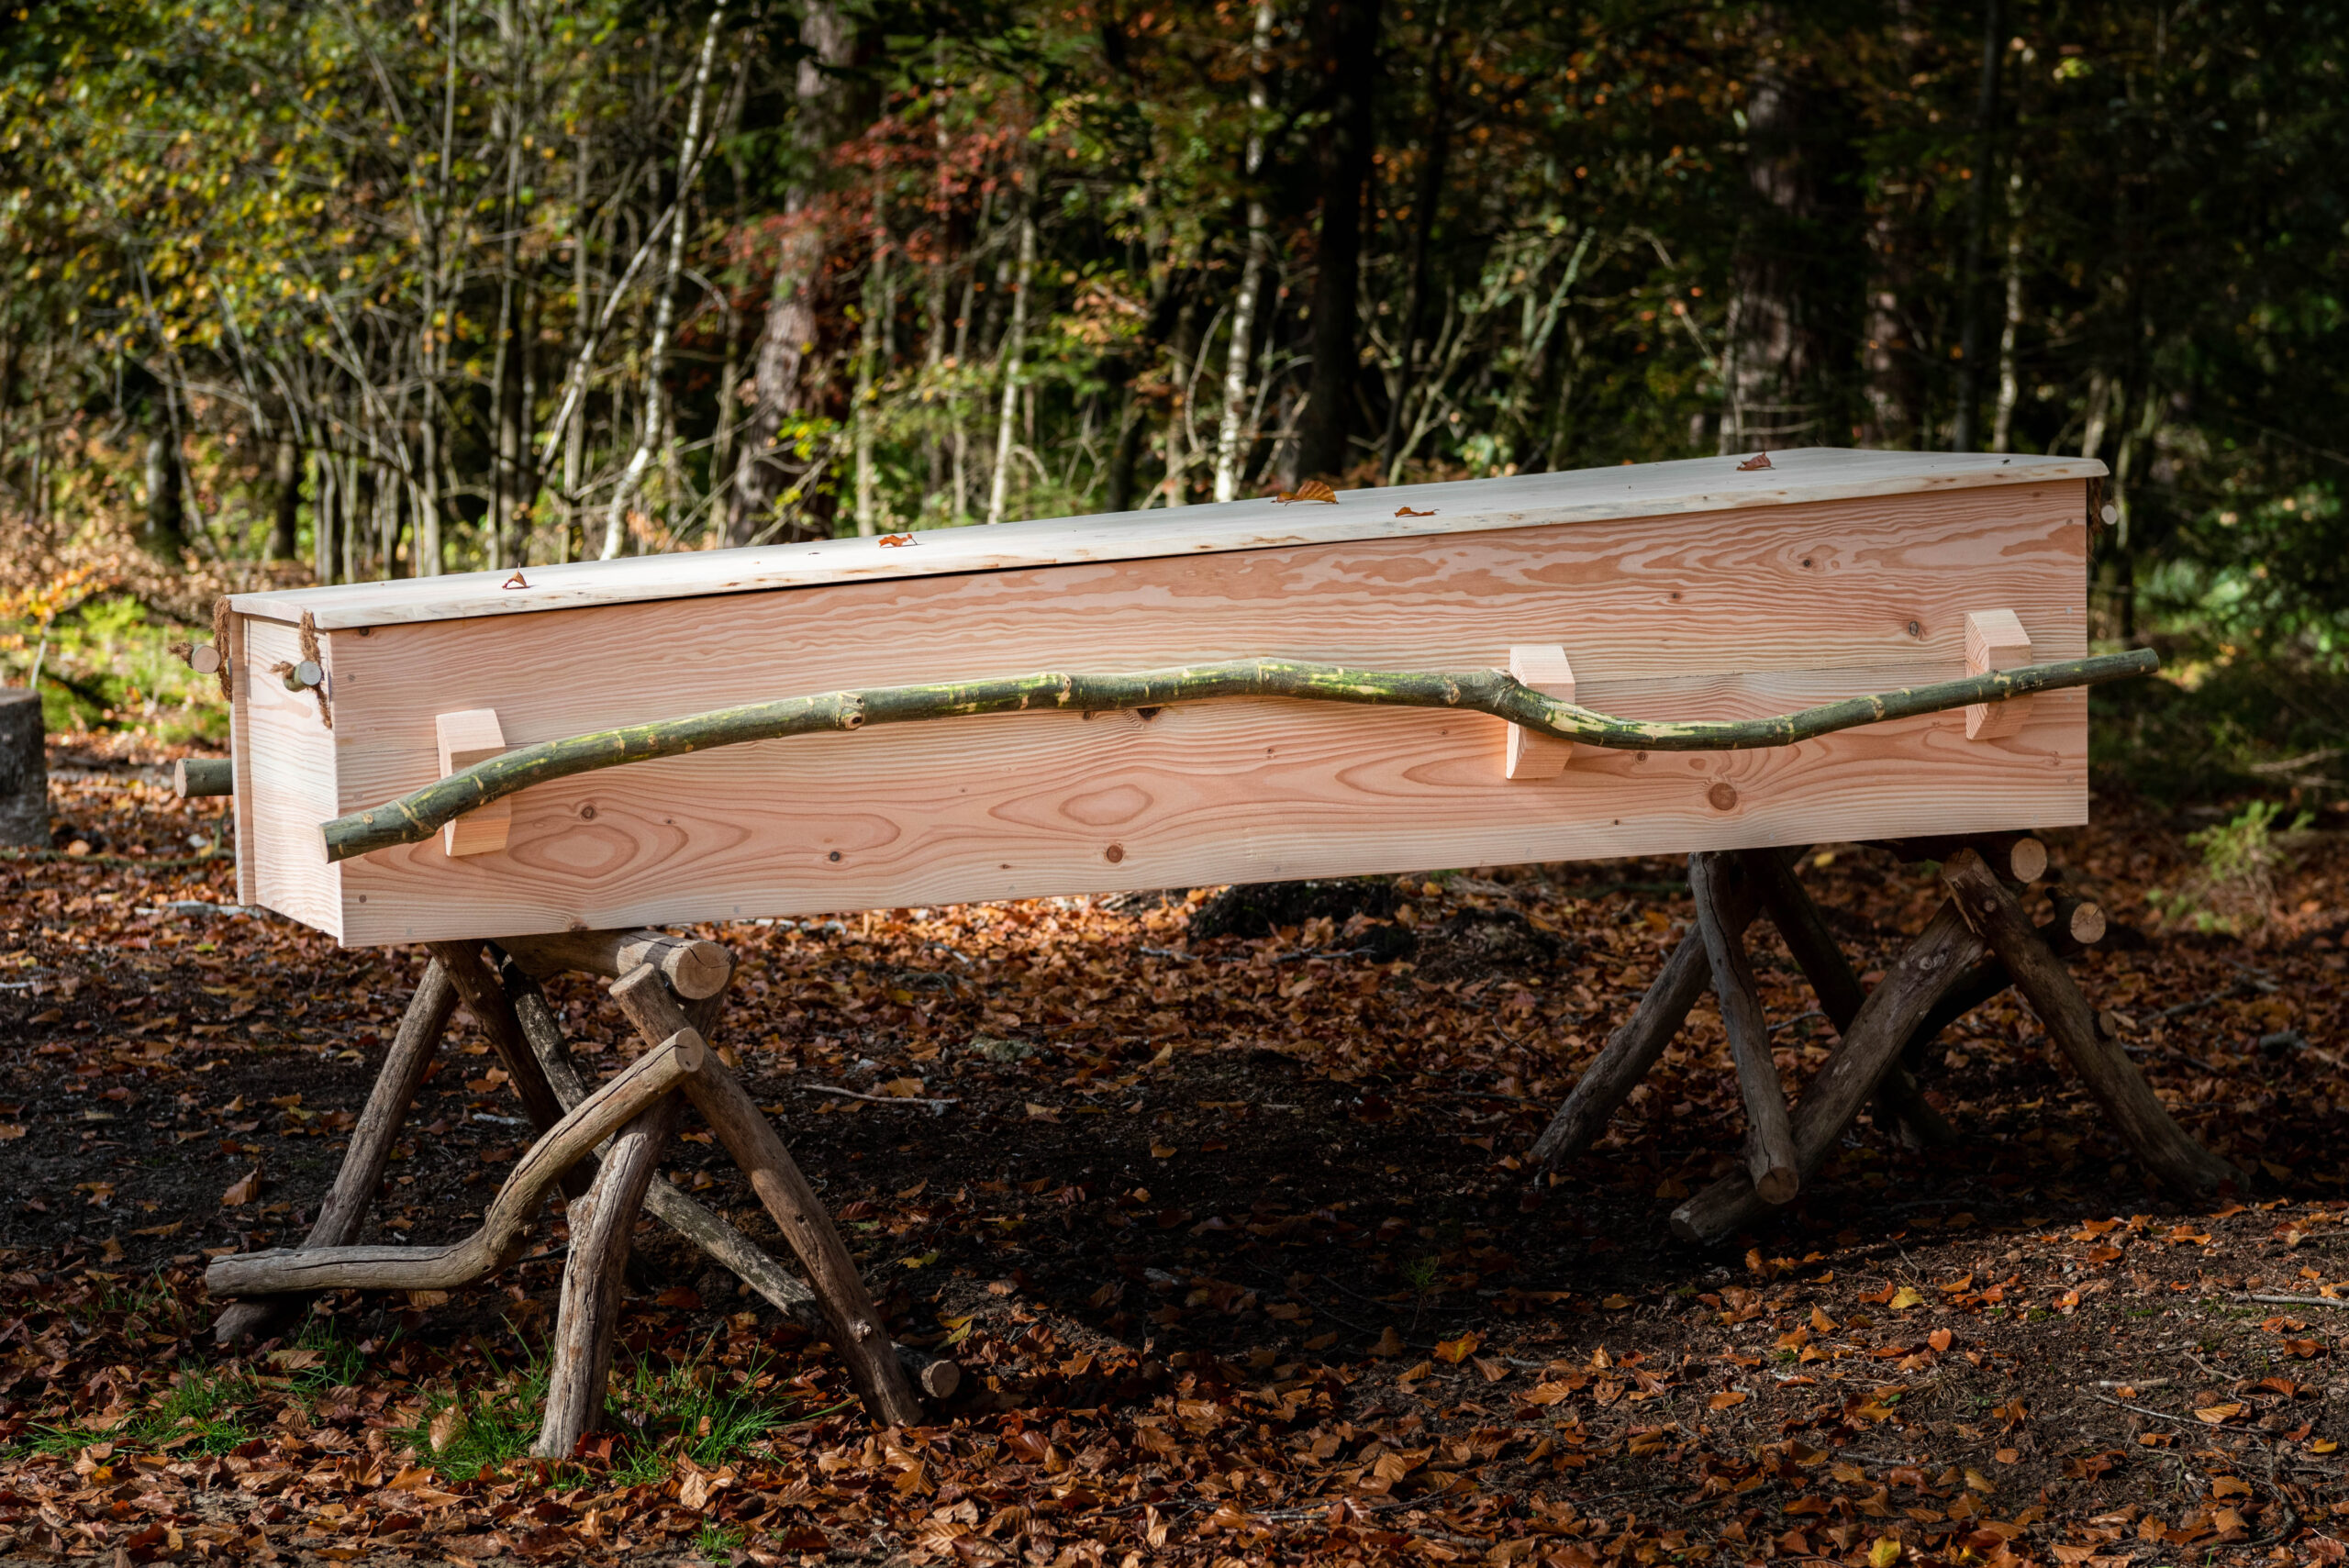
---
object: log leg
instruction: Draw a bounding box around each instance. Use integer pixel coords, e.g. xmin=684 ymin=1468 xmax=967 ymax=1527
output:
xmin=1690 ymin=852 xmax=1798 ymax=1204
xmin=534 ymin=1092 xmax=681 ymax=1459
xmin=1738 ymin=849 xmax=1958 ymax=1149
xmin=213 ymin=957 xmax=458 ymax=1345
xmin=489 ymin=951 xmax=960 ymax=1400
xmin=608 ymin=966 xmax=923 ymax=1428
xmin=427 ymin=940 xmax=570 ymax=1135
xmin=1527 ymin=864 xmax=1761 ymax=1172
xmin=1673 ymin=898 xmax=1987 ymax=1244
xmin=1939 ymin=850 xmax=2243 ymax=1198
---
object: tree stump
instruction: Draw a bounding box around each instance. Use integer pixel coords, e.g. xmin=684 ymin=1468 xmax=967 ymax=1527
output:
xmin=0 ymin=689 xmax=46 ymax=848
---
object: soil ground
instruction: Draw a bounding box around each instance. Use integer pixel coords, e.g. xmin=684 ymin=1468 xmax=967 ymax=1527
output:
xmin=1 ymin=740 xmax=2346 ymax=1567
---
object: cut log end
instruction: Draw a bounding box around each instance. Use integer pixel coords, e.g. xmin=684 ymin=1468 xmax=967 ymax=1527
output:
xmin=2065 ymin=899 xmax=2108 ymax=947
xmin=665 ymin=1027 xmax=708 ymax=1076
xmin=660 ymin=940 xmax=734 ymax=1000
xmin=173 ymin=758 xmax=235 ymax=799
xmin=903 ymin=1347 xmax=963 ymax=1400
xmin=1752 ymin=1165 xmax=1800 ymax=1207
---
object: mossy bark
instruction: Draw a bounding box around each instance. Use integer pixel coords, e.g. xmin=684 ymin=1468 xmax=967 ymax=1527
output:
xmin=321 ymin=649 xmax=2158 ymax=862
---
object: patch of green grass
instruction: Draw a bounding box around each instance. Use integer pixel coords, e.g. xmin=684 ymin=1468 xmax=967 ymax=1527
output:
xmin=403 ymin=1348 xmax=551 ymax=1481
xmin=607 ymin=1344 xmax=796 ymax=1487
xmin=695 ymin=1524 xmax=746 ymax=1562
xmin=10 ymin=1361 xmax=258 ymax=1459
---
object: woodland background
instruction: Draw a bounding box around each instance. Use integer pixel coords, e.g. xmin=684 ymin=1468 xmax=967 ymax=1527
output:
xmin=0 ymin=0 xmax=2345 ymax=788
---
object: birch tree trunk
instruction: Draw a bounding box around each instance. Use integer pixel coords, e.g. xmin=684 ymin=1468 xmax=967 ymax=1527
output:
xmin=852 ymin=219 xmax=888 ymax=536
xmin=1990 ymin=174 xmax=2024 ymax=453
xmin=984 ymin=186 xmax=1036 ymax=527
xmin=1212 ymin=0 xmax=1275 ymax=505
xmin=602 ymin=2 xmax=726 ymax=560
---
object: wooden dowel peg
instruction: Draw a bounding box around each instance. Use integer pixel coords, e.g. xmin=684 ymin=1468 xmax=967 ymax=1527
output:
xmin=173 ymin=758 xmax=235 ymax=799
xmin=188 ymin=644 xmax=224 ymax=676
xmin=1689 ymin=852 xmax=1799 ymax=1205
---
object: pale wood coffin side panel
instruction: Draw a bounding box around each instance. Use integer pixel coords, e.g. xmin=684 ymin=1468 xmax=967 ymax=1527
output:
xmin=324 ymin=484 xmax=2087 ymax=802
xmin=239 ymin=616 xmax=344 ymax=937
xmin=329 ymin=681 xmax=2087 ymax=945
xmin=284 ymin=484 xmax=2088 ymax=944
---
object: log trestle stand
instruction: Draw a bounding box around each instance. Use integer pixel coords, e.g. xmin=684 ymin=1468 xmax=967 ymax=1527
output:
xmin=202 ymin=927 xmax=955 ymax=1457
xmin=1528 ymin=832 xmax=2244 ymax=1241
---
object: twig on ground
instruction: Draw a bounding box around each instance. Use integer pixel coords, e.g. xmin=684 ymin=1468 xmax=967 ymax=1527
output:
xmin=804 ymin=1084 xmax=961 ymax=1110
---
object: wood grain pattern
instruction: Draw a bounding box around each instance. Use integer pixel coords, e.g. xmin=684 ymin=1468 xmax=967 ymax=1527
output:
xmin=240 ymin=483 xmax=2090 ymax=944
xmin=239 ymin=615 xmax=340 ymax=936
xmin=228 ymin=449 xmax=2101 ymax=631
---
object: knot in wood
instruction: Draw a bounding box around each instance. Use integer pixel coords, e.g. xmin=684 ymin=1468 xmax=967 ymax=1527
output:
xmin=852 ymin=1319 xmax=874 ymax=1340
xmin=838 ymin=696 xmax=866 ymax=730
xmin=1706 ymin=782 xmax=1740 ymax=812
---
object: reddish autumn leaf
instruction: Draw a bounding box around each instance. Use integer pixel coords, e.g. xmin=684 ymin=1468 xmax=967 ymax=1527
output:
xmin=1737 ymin=450 xmax=1773 ymax=470
xmin=1274 ymin=479 xmax=1337 ymax=504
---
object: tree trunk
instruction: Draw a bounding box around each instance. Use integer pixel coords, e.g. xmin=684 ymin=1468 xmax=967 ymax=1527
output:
xmin=852 ymin=220 xmax=888 ymax=536
xmin=0 ymin=689 xmax=45 ymax=849
xmin=1291 ymin=0 xmax=1383 ymax=483
xmin=1990 ymin=174 xmax=2024 ymax=453
xmin=724 ymin=0 xmax=860 ymax=545
xmin=1721 ymin=12 xmax=1833 ymax=452
xmin=269 ymin=436 xmax=301 ymax=562
xmin=1949 ymin=0 xmax=2004 ymax=452
xmin=141 ymin=428 xmax=185 ymax=557
xmin=984 ymin=183 xmax=1037 ymax=527
xmin=1377 ymin=31 xmax=1452 ymax=484
xmin=605 ymin=3 xmax=727 ymax=560
xmin=1212 ymin=0 xmax=1276 ymax=503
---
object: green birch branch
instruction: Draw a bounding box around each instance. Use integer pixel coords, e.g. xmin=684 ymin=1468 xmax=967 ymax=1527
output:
xmin=320 ymin=648 xmax=2159 ymax=862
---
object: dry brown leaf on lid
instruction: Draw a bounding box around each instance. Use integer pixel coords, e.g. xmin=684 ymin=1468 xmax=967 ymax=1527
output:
xmin=1275 ymin=479 xmax=1338 ymax=505
xmin=1395 ymin=506 xmax=1437 ymax=517
xmin=1738 ymin=450 xmax=1773 ymax=471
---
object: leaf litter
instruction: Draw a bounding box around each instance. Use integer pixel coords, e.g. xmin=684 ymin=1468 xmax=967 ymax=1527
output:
xmin=0 ymin=740 xmax=2346 ymax=1562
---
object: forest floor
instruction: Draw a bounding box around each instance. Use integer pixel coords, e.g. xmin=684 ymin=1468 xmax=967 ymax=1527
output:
xmin=0 ymin=739 xmax=2345 ymax=1568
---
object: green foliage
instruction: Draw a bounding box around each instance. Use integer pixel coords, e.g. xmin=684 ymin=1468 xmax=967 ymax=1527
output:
xmin=2147 ymin=799 xmax=2317 ymax=935
xmin=0 ymin=0 xmax=2343 ymax=671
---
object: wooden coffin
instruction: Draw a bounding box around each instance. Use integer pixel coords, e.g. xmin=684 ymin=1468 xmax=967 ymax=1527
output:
xmin=226 ymin=448 xmax=2102 ymax=947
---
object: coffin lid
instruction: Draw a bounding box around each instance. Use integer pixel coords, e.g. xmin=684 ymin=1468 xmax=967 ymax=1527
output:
xmin=231 ymin=447 xmax=2104 ymax=632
